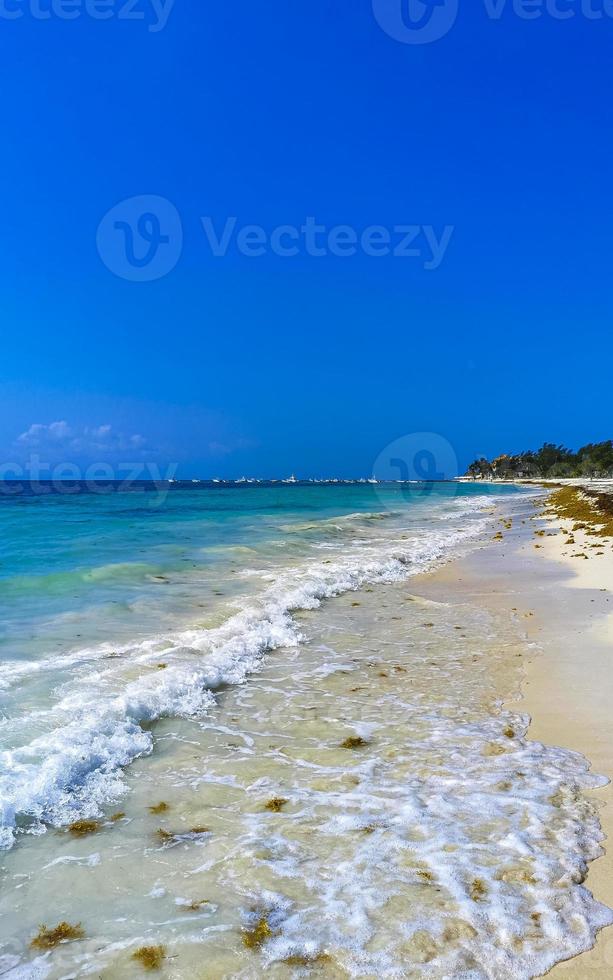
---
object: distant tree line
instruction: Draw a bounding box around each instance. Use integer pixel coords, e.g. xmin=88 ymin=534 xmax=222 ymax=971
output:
xmin=466 ymin=441 xmax=613 ymax=480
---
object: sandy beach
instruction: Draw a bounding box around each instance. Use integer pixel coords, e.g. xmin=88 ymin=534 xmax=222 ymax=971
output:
xmin=3 ymin=482 xmax=613 ymax=977
xmin=527 ymin=491 xmax=613 ymax=977
xmin=418 ymin=484 xmax=613 ymax=977
xmin=5 ymin=0 xmax=611 ymax=965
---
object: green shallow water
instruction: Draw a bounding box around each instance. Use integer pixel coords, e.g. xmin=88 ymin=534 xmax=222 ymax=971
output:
xmin=0 ymin=482 xmax=520 ymax=663
xmin=10 ymin=482 xmax=610 ymax=980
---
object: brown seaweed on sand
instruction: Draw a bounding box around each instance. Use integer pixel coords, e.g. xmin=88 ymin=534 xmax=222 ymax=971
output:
xmin=154 ymin=828 xmax=175 ymax=844
xmin=470 ymin=878 xmax=487 ymax=901
xmin=30 ymin=922 xmax=84 ymax=949
xmin=547 ymin=486 xmax=613 ymax=537
xmin=148 ymin=801 xmax=170 ymax=815
xmin=67 ymin=819 xmax=100 ymax=837
xmin=132 ymin=945 xmax=167 ymax=970
xmin=242 ymin=916 xmax=273 ymax=949
xmin=340 ymin=736 xmax=369 ymax=750
xmin=265 ymin=797 xmax=289 ymax=812
xmin=282 ymin=952 xmax=332 ymax=967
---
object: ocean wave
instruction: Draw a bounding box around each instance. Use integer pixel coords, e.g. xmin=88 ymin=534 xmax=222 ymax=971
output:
xmin=279 ymin=510 xmax=394 ymax=533
xmin=0 ymin=496 xmax=496 ymax=849
xmin=0 ymin=561 xmax=163 ymax=596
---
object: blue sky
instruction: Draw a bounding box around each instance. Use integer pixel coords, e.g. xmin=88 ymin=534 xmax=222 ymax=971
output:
xmin=1 ymin=0 xmax=612 ymax=478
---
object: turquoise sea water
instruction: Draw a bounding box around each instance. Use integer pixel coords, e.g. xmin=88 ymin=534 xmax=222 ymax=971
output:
xmin=3 ymin=481 xmax=613 ymax=979
xmin=0 ymin=482 xmax=524 ymax=661
xmin=0 ymin=480 xmax=520 ymax=847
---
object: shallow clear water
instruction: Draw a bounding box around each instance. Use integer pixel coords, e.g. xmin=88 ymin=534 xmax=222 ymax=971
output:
xmin=0 ymin=482 xmax=516 ymax=846
xmin=0 ymin=483 xmax=611 ymax=978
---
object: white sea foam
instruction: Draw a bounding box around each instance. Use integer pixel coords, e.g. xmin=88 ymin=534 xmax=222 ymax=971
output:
xmin=0 ymin=959 xmax=50 ymax=980
xmin=224 ymin=608 xmax=613 ymax=978
xmin=250 ymin=720 xmax=613 ymax=978
xmin=2 ymin=492 xmax=611 ymax=980
xmin=0 ymin=495 xmax=502 ymax=848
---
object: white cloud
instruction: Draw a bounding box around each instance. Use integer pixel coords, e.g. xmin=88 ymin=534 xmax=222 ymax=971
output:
xmin=16 ymin=421 xmax=149 ymax=457
xmin=18 ymin=420 xmax=73 ymax=445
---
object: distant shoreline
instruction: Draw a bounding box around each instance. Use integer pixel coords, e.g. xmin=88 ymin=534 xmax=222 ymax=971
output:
xmin=456 ymin=476 xmax=613 ymax=490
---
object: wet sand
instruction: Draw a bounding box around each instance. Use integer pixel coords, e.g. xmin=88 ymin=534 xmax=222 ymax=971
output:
xmin=528 ymin=502 xmax=613 ymax=977
xmin=417 ymin=495 xmax=613 ymax=977
xmin=3 ymin=492 xmax=613 ymax=977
